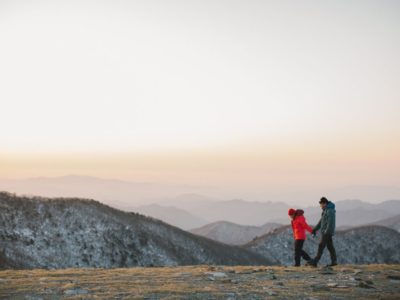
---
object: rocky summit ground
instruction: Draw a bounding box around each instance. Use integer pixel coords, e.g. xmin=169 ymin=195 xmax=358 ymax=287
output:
xmin=1 ymin=264 xmax=400 ymax=299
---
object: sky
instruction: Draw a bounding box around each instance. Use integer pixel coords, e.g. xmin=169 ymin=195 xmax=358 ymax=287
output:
xmin=1 ymin=0 xmax=400 ymax=204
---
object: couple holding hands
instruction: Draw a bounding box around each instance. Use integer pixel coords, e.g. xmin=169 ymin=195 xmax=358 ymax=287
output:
xmin=289 ymin=197 xmax=337 ymax=267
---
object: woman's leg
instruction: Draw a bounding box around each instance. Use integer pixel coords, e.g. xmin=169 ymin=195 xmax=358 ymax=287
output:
xmin=294 ymin=240 xmax=302 ymax=266
xmin=301 ymin=247 xmax=311 ymax=261
xmin=296 ymin=239 xmax=311 ymax=262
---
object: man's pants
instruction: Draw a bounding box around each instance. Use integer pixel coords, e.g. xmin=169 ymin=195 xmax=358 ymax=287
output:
xmin=294 ymin=239 xmax=311 ymax=266
xmin=314 ymin=233 xmax=337 ymax=263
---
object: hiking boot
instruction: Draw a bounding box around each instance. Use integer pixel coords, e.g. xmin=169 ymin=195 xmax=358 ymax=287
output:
xmin=326 ymin=262 xmax=337 ymax=267
xmin=306 ymin=259 xmax=317 ymax=267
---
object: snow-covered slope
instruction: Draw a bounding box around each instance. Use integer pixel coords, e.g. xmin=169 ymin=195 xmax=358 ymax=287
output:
xmin=0 ymin=192 xmax=272 ymax=269
xmin=245 ymin=225 xmax=400 ymax=266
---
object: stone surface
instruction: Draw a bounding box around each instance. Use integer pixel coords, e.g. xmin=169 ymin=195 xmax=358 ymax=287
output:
xmin=1 ymin=264 xmax=400 ymax=299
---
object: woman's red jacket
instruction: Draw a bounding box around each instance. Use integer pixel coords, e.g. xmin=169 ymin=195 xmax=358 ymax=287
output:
xmin=291 ymin=211 xmax=313 ymax=240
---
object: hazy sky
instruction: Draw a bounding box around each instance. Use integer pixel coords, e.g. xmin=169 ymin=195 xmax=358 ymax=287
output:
xmin=1 ymin=0 xmax=399 ymax=202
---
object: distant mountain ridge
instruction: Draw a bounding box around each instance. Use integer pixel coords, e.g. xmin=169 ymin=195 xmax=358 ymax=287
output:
xmin=130 ymin=198 xmax=400 ymax=230
xmin=300 ymin=199 xmax=400 ymax=226
xmin=181 ymin=199 xmax=290 ymax=226
xmin=1 ymin=176 xmax=400 ymax=229
xmin=0 ymin=176 xmax=217 ymax=211
xmin=133 ymin=203 xmax=208 ymax=230
xmin=0 ymin=192 xmax=271 ymax=269
xmin=369 ymin=214 xmax=400 ymax=232
xmin=190 ymin=221 xmax=282 ymax=245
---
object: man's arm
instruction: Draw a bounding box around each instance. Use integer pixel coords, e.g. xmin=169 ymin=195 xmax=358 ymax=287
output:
xmin=313 ymin=219 xmax=321 ymax=234
xmin=325 ymin=209 xmax=335 ymax=234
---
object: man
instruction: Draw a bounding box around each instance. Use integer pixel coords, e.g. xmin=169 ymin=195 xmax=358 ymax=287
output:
xmin=307 ymin=197 xmax=337 ymax=267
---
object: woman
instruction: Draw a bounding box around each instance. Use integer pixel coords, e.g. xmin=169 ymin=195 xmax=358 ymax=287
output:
xmin=288 ymin=208 xmax=313 ymax=266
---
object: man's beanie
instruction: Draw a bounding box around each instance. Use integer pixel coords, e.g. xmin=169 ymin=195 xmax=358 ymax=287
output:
xmin=288 ymin=208 xmax=296 ymax=216
xmin=319 ymin=197 xmax=328 ymax=204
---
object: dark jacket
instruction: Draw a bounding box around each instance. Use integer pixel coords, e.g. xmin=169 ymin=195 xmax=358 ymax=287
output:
xmin=314 ymin=201 xmax=336 ymax=235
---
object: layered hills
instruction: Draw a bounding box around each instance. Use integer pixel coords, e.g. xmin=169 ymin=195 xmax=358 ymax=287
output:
xmin=1 ymin=191 xmax=400 ymax=270
xmin=190 ymin=221 xmax=282 ymax=245
xmin=0 ymin=192 xmax=271 ymax=269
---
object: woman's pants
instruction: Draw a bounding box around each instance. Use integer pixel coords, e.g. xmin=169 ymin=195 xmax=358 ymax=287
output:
xmin=294 ymin=239 xmax=311 ymax=266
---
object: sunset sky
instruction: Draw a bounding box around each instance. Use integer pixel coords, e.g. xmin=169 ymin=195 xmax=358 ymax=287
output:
xmin=1 ymin=0 xmax=399 ymax=203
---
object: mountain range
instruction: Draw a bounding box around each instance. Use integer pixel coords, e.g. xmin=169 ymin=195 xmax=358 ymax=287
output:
xmin=1 ymin=176 xmax=400 ymax=229
xmin=189 ymin=213 xmax=400 ymax=247
xmin=1 ymin=191 xmax=400 ymax=269
xmin=133 ymin=198 xmax=400 ymax=231
xmin=190 ymin=221 xmax=282 ymax=245
xmin=0 ymin=192 xmax=271 ymax=269
xmin=133 ymin=203 xmax=208 ymax=230
xmin=369 ymin=214 xmax=400 ymax=232
xmin=0 ymin=176 xmax=216 ymax=211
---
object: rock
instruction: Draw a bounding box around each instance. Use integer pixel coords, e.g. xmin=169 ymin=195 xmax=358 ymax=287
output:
xmin=354 ymin=277 xmax=362 ymax=281
xmin=327 ymin=282 xmax=339 ymax=287
xmin=258 ymin=274 xmax=277 ymax=280
xmin=349 ymin=276 xmax=356 ymax=281
xmin=23 ymin=296 xmax=43 ymax=300
xmin=266 ymin=268 xmax=274 ymax=273
xmin=387 ymin=275 xmax=400 ymax=280
xmin=266 ymin=290 xmax=278 ymax=296
xmin=390 ymin=280 xmax=400 ymax=283
xmin=358 ymin=281 xmax=375 ymax=289
xmin=372 ymin=271 xmax=381 ymax=275
xmin=311 ymin=284 xmax=331 ymax=292
xmin=235 ymin=269 xmax=254 ymax=274
xmin=205 ymin=272 xmax=227 ymax=278
xmin=64 ymin=288 xmax=89 ymax=295
xmin=320 ymin=268 xmax=334 ymax=275
xmin=252 ymin=268 xmax=264 ymax=273
xmin=284 ymin=268 xmax=295 ymax=272
xmin=340 ymin=268 xmax=351 ymax=273
xmin=42 ymin=288 xmax=55 ymax=294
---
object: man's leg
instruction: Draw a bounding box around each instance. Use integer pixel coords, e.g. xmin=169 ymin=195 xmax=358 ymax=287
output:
xmin=326 ymin=234 xmax=337 ymax=265
xmin=314 ymin=234 xmax=329 ymax=263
